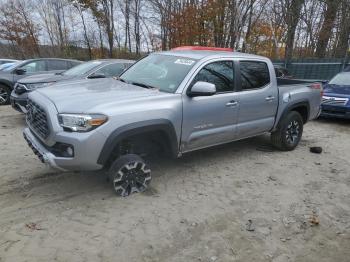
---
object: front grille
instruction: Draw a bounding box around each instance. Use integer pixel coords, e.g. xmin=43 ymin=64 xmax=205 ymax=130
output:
xmin=322 ymin=96 xmax=349 ymax=106
xmin=26 ymin=100 xmax=50 ymax=139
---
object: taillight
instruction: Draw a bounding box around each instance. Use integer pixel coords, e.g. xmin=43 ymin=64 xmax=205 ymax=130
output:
xmin=308 ymin=83 xmax=323 ymax=96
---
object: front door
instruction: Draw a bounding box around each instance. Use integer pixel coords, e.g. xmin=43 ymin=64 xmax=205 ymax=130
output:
xmin=181 ymin=60 xmax=239 ymax=152
xmin=13 ymin=60 xmax=48 ymax=83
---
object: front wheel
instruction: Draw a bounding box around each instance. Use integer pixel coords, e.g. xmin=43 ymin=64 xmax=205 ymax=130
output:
xmin=271 ymin=111 xmax=304 ymax=151
xmin=108 ymin=154 xmax=151 ymax=197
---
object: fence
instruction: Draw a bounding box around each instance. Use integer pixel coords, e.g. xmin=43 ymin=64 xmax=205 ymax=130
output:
xmin=272 ymin=58 xmax=350 ymax=80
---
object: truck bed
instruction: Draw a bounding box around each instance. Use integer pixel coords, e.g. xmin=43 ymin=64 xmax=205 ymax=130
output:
xmin=277 ymin=78 xmax=315 ymax=86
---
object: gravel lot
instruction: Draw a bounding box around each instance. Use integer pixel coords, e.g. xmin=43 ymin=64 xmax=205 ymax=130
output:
xmin=0 ymin=105 xmax=349 ymax=262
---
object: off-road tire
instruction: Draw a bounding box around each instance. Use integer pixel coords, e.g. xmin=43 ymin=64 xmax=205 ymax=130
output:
xmin=0 ymin=85 xmax=10 ymax=105
xmin=271 ymin=111 xmax=304 ymax=151
xmin=108 ymin=154 xmax=151 ymax=197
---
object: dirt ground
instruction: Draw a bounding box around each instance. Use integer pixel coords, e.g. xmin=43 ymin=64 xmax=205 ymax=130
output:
xmin=0 ymin=105 xmax=349 ymax=262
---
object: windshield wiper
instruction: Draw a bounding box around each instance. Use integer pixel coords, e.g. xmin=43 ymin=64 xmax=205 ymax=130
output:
xmin=116 ymin=77 xmax=127 ymax=83
xmin=117 ymin=77 xmax=157 ymax=89
xmin=129 ymin=81 xmax=157 ymax=89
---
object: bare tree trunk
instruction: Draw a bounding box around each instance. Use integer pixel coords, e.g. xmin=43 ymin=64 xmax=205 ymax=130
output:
xmin=134 ymin=0 xmax=141 ymax=54
xmin=284 ymin=0 xmax=304 ymax=63
xmin=100 ymin=0 xmax=114 ymax=58
xmin=123 ymin=0 xmax=131 ymax=52
xmin=51 ymin=1 xmax=66 ymax=50
xmin=315 ymin=0 xmax=338 ymax=58
xmin=97 ymin=21 xmax=105 ymax=58
xmin=334 ymin=0 xmax=350 ymax=58
xmin=242 ymin=0 xmax=254 ymax=52
xmin=74 ymin=4 xmax=92 ymax=59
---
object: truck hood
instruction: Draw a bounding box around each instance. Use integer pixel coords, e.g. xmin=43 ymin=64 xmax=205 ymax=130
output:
xmin=19 ymin=73 xmax=75 ymax=84
xmin=34 ymin=78 xmax=171 ymax=113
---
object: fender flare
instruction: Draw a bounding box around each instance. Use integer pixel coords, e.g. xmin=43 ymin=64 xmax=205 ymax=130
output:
xmin=274 ymin=101 xmax=310 ymax=130
xmin=97 ymin=119 xmax=179 ymax=166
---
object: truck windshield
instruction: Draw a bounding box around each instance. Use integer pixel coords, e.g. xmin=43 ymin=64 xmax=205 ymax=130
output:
xmin=120 ymin=54 xmax=197 ymax=93
xmin=329 ymin=73 xmax=350 ymax=86
xmin=63 ymin=61 xmax=102 ymax=76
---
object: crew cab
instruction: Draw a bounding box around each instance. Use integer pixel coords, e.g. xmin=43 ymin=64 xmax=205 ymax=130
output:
xmin=23 ymin=47 xmax=322 ymax=196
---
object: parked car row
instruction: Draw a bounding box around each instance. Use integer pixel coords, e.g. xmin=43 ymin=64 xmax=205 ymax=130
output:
xmin=10 ymin=59 xmax=134 ymax=113
xmin=0 ymin=58 xmax=134 ymax=106
xmin=20 ymin=46 xmax=324 ymax=196
xmin=0 ymin=58 xmax=81 ymax=105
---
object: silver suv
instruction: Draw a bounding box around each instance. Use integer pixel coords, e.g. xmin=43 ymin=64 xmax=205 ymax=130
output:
xmin=23 ymin=49 xmax=322 ymax=196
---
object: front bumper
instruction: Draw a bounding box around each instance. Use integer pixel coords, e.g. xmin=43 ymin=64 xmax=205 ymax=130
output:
xmin=320 ymin=104 xmax=350 ymax=119
xmin=10 ymin=92 xmax=28 ymax=113
xmin=23 ymin=127 xmax=105 ymax=171
xmin=23 ymin=128 xmax=66 ymax=171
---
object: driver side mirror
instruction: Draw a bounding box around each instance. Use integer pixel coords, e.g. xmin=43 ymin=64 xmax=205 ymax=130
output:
xmin=14 ymin=68 xmax=26 ymax=75
xmin=188 ymin=81 xmax=216 ymax=97
xmin=88 ymin=73 xmax=106 ymax=79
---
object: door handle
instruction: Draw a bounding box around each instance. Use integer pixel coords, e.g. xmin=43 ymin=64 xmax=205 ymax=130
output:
xmin=226 ymin=100 xmax=238 ymax=107
xmin=265 ymin=96 xmax=275 ymax=102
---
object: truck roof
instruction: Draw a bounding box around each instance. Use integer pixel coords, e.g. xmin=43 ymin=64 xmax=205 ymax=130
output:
xmin=157 ymin=50 xmax=267 ymax=61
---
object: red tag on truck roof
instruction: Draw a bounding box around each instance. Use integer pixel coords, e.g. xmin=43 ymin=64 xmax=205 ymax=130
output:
xmin=171 ymin=46 xmax=233 ymax=52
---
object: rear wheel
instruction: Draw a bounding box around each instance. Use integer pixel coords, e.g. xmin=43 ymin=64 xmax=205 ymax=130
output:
xmin=271 ymin=111 xmax=304 ymax=151
xmin=108 ymin=154 xmax=151 ymax=197
xmin=0 ymin=85 xmax=10 ymax=105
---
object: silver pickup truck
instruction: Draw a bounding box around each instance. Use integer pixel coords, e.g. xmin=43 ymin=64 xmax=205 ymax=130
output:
xmin=23 ymin=48 xmax=322 ymax=196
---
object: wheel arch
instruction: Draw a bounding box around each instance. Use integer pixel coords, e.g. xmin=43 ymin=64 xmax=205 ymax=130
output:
xmin=275 ymin=101 xmax=310 ymax=129
xmin=97 ymin=119 xmax=179 ymax=166
xmin=0 ymin=79 xmax=14 ymax=89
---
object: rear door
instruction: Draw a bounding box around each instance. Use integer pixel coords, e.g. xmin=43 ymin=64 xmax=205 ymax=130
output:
xmin=236 ymin=60 xmax=278 ymax=138
xmin=181 ymin=59 xmax=240 ymax=152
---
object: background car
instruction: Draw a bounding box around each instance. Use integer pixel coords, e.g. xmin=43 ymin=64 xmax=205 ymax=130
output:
xmin=10 ymin=59 xmax=134 ymax=113
xmin=0 ymin=59 xmax=19 ymax=65
xmin=320 ymin=71 xmax=350 ymax=119
xmin=0 ymin=62 xmax=21 ymax=71
xmin=0 ymin=58 xmax=81 ymax=105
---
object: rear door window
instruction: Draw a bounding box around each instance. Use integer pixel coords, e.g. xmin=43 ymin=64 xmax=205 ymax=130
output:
xmin=240 ymin=61 xmax=270 ymax=90
xmin=47 ymin=60 xmax=69 ymax=71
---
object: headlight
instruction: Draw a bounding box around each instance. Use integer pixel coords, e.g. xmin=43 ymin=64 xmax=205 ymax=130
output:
xmin=26 ymin=82 xmax=54 ymax=90
xmin=58 ymin=114 xmax=108 ymax=132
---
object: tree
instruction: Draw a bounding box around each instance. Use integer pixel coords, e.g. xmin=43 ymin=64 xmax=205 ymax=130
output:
xmin=315 ymin=0 xmax=338 ymax=58
xmin=71 ymin=0 xmax=93 ymax=59
xmin=133 ymin=0 xmax=142 ymax=54
xmin=0 ymin=0 xmax=41 ymax=58
xmin=283 ymin=0 xmax=304 ymax=62
xmin=74 ymin=0 xmax=115 ymax=57
xmin=334 ymin=0 xmax=350 ymax=58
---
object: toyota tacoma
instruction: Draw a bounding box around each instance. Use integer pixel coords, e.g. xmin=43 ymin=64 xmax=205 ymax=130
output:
xmin=23 ymin=47 xmax=322 ymax=196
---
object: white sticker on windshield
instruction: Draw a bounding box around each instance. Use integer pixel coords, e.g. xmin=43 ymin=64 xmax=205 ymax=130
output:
xmin=174 ymin=59 xmax=195 ymax=66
